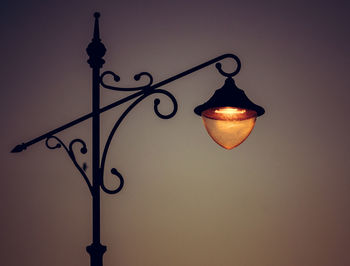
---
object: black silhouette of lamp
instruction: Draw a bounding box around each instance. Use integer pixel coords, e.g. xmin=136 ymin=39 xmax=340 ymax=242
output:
xmin=11 ymin=12 xmax=265 ymax=266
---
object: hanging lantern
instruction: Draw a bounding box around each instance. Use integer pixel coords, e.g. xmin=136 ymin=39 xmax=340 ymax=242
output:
xmin=194 ymin=78 xmax=264 ymax=149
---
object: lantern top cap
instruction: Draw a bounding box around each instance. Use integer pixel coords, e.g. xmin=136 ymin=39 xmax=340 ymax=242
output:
xmin=194 ymin=78 xmax=265 ymax=117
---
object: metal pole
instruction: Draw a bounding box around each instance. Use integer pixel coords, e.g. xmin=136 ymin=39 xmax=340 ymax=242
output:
xmin=85 ymin=12 xmax=106 ymax=266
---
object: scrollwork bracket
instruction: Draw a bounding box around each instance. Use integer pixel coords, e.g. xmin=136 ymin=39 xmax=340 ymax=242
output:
xmin=45 ymin=136 xmax=93 ymax=194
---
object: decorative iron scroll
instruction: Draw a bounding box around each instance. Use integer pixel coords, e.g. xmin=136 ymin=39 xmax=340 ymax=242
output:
xmin=13 ymin=53 xmax=243 ymax=197
xmin=99 ymin=85 xmax=178 ymax=195
xmin=98 ymin=54 xmax=240 ymax=195
xmin=45 ymin=136 xmax=93 ymax=194
xmin=100 ymin=71 xmax=154 ymax=91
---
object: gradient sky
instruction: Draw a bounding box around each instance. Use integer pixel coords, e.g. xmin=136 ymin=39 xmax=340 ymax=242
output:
xmin=1 ymin=0 xmax=349 ymax=266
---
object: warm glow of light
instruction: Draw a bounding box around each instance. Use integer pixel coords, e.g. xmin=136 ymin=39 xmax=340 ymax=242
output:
xmin=214 ymin=107 xmax=246 ymax=114
xmin=202 ymin=107 xmax=257 ymax=149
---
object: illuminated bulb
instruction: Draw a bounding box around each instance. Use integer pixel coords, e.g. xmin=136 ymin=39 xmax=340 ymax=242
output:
xmin=201 ymin=107 xmax=257 ymax=149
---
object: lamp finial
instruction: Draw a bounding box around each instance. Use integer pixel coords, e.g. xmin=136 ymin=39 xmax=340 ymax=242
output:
xmin=93 ymin=12 xmax=101 ymax=41
xmin=86 ymin=12 xmax=106 ymax=68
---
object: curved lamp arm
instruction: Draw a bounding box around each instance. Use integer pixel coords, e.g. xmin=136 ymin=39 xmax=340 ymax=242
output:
xmin=98 ymin=54 xmax=241 ymax=194
xmin=11 ymin=53 xmax=241 ymax=154
xmin=11 ymin=53 xmax=241 ymax=196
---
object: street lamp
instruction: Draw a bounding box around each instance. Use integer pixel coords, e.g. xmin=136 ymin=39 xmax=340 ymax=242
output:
xmin=11 ymin=12 xmax=265 ymax=266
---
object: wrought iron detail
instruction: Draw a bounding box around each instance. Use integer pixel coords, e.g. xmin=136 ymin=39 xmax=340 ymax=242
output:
xmin=100 ymin=168 xmax=124 ymax=194
xmin=100 ymin=71 xmax=154 ymax=91
xmin=13 ymin=53 xmax=243 ymax=198
xmin=45 ymin=136 xmax=93 ymax=193
xmin=11 ymin=53 xmax=243 ymax=154
xmin=152 ymin=89 xmax=178 ymax=119
xmin=99 ymin=88 xmax=178 ymax=194
xmin=215 ymin=54 xmax=241 ymax=78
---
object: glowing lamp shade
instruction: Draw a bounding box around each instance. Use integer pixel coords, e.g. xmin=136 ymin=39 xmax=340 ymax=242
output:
xmin=194 ymin=78 xmax=264 ymax=149
xmin=201 ymin=107 xmax=257 ymax=149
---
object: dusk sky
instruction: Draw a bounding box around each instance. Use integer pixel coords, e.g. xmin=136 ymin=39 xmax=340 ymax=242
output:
xmin=1 ymin=0 xmax=349 ymax=266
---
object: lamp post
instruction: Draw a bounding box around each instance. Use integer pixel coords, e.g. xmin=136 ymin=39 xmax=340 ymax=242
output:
xmin=11 ymin=12 xmax=264 ymax=266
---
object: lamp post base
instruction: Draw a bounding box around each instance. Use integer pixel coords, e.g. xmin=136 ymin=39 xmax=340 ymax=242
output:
xmin=86 ymin=243 xmax=107 ymax=266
